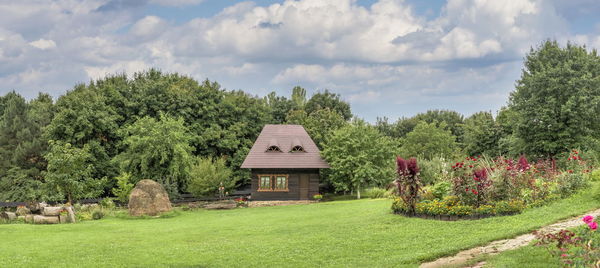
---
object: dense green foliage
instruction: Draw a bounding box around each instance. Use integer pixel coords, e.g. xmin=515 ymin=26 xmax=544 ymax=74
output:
xmin=399 ymin=122 xmax=458 ymax=159
xmin=322 ymin=120 xmax=397 ymax=198
xmin=1 ymin=41 xmax=600 ymax=202
xmin=115 ymin=114 xmax=193 ymax=198
xmin=187 ymin=157 xmax=234 ymax=197
xmin=509 ymin=41 xmax=600 ymax=158
xmin=45 ymin=141 xmax=106 ymax=204
xmin=1 ymin=191 xmax=599 ymax=267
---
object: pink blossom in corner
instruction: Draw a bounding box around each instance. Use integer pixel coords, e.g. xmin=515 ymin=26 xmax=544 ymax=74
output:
xmin=588 ymin=221 xmax=598 ymax=230
xmin=583 ymin=215 xmax=594 ymax=224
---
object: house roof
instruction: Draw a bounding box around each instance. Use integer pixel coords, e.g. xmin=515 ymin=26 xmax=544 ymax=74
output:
xmin=241 ymin=124 xmax=330 ymax=169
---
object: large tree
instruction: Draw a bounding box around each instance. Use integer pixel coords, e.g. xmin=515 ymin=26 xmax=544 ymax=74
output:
xmin=286 ymin=108 xmax=347 ymax=149
xmin=509 ymin=41 xmax=600 ymax=157
xmin=399 ymin=121 xmax=458 ymax=159
xmin=115 ymin=114 xmax=194 ymax=198
xmin=0 ymin=93 xmax=55 ymax=202
xmin=322 ymin=120 xmax=397 ymax=198
xmin=45 ymin=141 xmax=105 ymax=204
xmin=305 ymin=90 xmax=352 ymax=120
xmin=462 ymin=111 xmax=500 ymax=157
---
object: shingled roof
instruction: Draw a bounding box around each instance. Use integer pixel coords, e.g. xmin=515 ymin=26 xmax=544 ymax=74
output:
xmin=241 ymin=124 xmax=330 ymax=169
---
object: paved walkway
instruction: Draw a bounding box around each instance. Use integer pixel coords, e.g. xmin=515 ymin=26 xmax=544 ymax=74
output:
xmin=419 ymin=208 xmax=600 ymax=268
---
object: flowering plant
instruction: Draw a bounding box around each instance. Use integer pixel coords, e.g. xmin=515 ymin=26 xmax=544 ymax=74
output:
xmin=312 ymin=194 xmax=323 ymax=200
xmin=234 ymin=197 xmax=247 ymax=207
xmin=535 ymin=215 xmax=600 ymax=266
xmin=395 ymin=157 xmax=421 ymax=215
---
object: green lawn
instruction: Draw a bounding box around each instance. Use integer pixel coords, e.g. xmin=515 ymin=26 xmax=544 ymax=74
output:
xmin=1 ymin=189 xmax=598 ymax=268
xmin=484 ymin=245 xmax=559 ymax=268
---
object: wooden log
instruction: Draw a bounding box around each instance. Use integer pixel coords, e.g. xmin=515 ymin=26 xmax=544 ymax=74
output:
xmin=24 ymin=214 xmax=34 ymax=223
xmin=33 ymin=215 xmax=60 ymax=224
xmin=1 ymin=212 xmax=16 ymax=221
xmin=59 ymin=215 xmax=69 ymax=224
xmin=42 ymin=206 xmax=64 ymax=216
xmin=204 ymin=200 xmax=237 ymax=210
xmin=17 ymin=215 xmax=25 ymax=221
xmin=65 ymin=206 xmax=76 ymax=223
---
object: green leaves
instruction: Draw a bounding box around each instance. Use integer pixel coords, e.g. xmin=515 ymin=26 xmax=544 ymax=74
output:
xmin=509 ymin=41 xmax=600 ymax=158
xmin=187 ymin=157 xmax=235 ymax=197
xmin=400 ymin=121 xmax=458 ymax=159
xmin=322 ymin=119 xmax=397 ymax=196
xmin=116 ymin=113 xmax=193 ymax=198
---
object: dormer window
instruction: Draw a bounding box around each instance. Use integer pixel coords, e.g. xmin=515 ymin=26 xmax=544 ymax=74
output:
xmin=290 ymin=138 xmax=305 ymax=153
xmin=266 ymin=145 xmax=282 ymax=152
xmin=266 ymin=139 xmax=282 ymax=152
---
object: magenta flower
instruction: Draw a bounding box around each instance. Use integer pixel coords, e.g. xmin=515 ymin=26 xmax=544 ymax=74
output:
xmin=588 ymin=222 xmax=598 ymax=230
xmin=583 ymin=215 xmax=594 ymax=224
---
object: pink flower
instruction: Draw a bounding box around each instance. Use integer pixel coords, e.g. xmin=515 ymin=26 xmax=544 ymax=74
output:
xmin=561 ymin=254 xmax=568 ymax=258
xmin=583 ymin=215 xmax=594 ymax=224
xmin=588 ymin=222 xmax=598 ymax=230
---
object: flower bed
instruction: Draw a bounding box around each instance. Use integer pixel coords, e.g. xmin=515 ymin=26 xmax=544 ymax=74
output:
xmin=392 ymin=150 xmax=595 ymax=220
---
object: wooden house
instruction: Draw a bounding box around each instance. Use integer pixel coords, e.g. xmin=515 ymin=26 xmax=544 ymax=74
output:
xmin=241 ymin=124 xmax=330 ymax=200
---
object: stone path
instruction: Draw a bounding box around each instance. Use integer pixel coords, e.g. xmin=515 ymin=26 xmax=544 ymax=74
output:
xmin=419 ymin=208 xmax=600 ymax=268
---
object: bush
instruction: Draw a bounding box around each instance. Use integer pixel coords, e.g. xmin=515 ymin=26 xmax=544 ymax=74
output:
xmin=448 ymin=205 xmax=473 ymax=216
xmin=112 ymin=172 xmax=134 ymax=204
xmin=418 ymin=156 xmax=452 ymax=185
xmin=494 ymin=200 xmax=526 ymax=215
xmin=363 ymin=187 xmax=387 ymax=199
xmin=92 ymin=210 xmax=105 ymax=220
xmin=187 ymin=157 xmax=235 ymax=198
xmin=430 ymin=181 xmax=451 ymax=200
xmin=312 ymin=194 xmax=323 ymax=200
xmin=555 ymin=172 xmax=588 ymax=197
xmin=589 ymin=169 xmax=600 ymax=181
xmin=474 ymin=205 xmax=495 ymax=215
xmin=100 ymin=198 xmax=116 ymax=210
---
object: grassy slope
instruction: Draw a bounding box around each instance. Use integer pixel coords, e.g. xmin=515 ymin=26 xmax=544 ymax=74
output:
xmin=484 ymin=245 xmax=559 ymax=268
xmin=1 ymin=189 xmax=598 ymax=268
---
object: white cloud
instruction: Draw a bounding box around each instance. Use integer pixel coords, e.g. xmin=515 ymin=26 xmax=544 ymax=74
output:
xmin=29 ymin=39 xmax=56 ymax=50
xmin=1 ymin=0 xmax=600 ymax=120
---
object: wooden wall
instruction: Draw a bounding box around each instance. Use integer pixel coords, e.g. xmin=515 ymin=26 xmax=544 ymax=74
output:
xmin=250 ymin=168 xmax=320 ymax=200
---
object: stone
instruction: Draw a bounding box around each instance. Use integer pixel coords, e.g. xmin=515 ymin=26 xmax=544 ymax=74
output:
xmin=128 ymin=179 xmax=172 ymax=216
xmin=16 ymin=206 xmax=31 ymax=216
xmin=42 ymin=206 xmax=64 ymax=216
xmin=65 ymin=206 xmax=76 ymax=223
xmin=204 ymin=200 xmax=237 ymax=210
xmin=1 ymin=212 xmax=16 ymax=221
xmin=33 ymin=215 xmax=59 ymax=224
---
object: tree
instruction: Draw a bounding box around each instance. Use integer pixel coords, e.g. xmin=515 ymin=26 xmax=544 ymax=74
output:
xmin=187 ymin=157 xmax=234 ymax=197
xmin=286 ymin=108 xmax=347 ymax=149
xmin=322 ymin=120 xmax=397 ymax=198
xmin=115 ymin=114 xmax=193 ymax=198
xmin=45 ymin=141 xmax=105 ymax=204
xmin=0 ymin=93 xmax=55 ymax=202
xmin=265 ymin=91 xmax=294 ymax=124
xmin=400 ymin=121 xmax=458 ymax=159
xmin=462 ymin=111 xmax=500 ymax=157
xmin=291 ymin=86 xmax=307 ymax=109
xmin=509 ymin=41 xmax=600 ymax=158
xmin=305 ymin=90 xmax=352 ymax=120
xmin=391 ymin=110 xmax=464 ymax=140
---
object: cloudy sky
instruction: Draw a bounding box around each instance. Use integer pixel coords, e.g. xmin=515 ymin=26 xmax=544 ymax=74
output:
xmin=1 ymin=0 xmax=600 ymax=121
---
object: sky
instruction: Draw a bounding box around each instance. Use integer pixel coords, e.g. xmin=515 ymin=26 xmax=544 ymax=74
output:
xmin=1 ymin=0 xmax=600 ymax=122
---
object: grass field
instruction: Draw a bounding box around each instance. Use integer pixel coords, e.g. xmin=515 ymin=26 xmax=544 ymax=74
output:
xmin=1 ymin=189 xmax=598 ymax=268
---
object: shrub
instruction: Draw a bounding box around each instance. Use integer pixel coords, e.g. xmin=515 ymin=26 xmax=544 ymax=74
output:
xmin=555 ymin=172 xmax=588 ymax=197
xmin=391 ymin=198 xmax=409 ymax=214
xmin=420 ymin=186 xmax=435 ymax=201
xmin=430 ymin=181 xmax=451 ymax=200
xmin=187 ymin=157 xmax=235 ymax=198
xmin=418 ymin=156 xmax=452 ymax=185
xmin=313 ymin=194 xmax=323 ymax=200
xmin=363 ymin=187 xmax=387 ymax=199
xmin=112 ymin=172 xmax=134 ymax=204
xmin=588 ymin=169 xmax=600 ymax=181
xmin=447 ymin=205 xmax=473 ymax=216
xmin=100 ymin=198 xmax=116 ymax=210
xmin=494 ymin=200 xmax=526 ymax=215
xmin=92 ymin=210 xmax=105 ymax=220
xmin=474 ymin=205 xmax=495 ymax=215
xmin=535 ymin=216 xmax=600 ymax=266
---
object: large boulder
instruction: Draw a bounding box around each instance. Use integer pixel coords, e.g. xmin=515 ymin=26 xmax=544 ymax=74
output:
xmin=128 ymin=179 xmax=172 ymax=216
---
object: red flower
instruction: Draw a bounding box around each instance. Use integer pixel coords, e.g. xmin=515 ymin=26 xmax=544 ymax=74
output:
xmin=472 ymin=189 xmax=478 ymax=195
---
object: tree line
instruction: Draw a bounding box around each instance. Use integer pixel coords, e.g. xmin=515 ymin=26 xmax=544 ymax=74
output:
xmin=1 ymin=40 xmax=599 ymax=202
